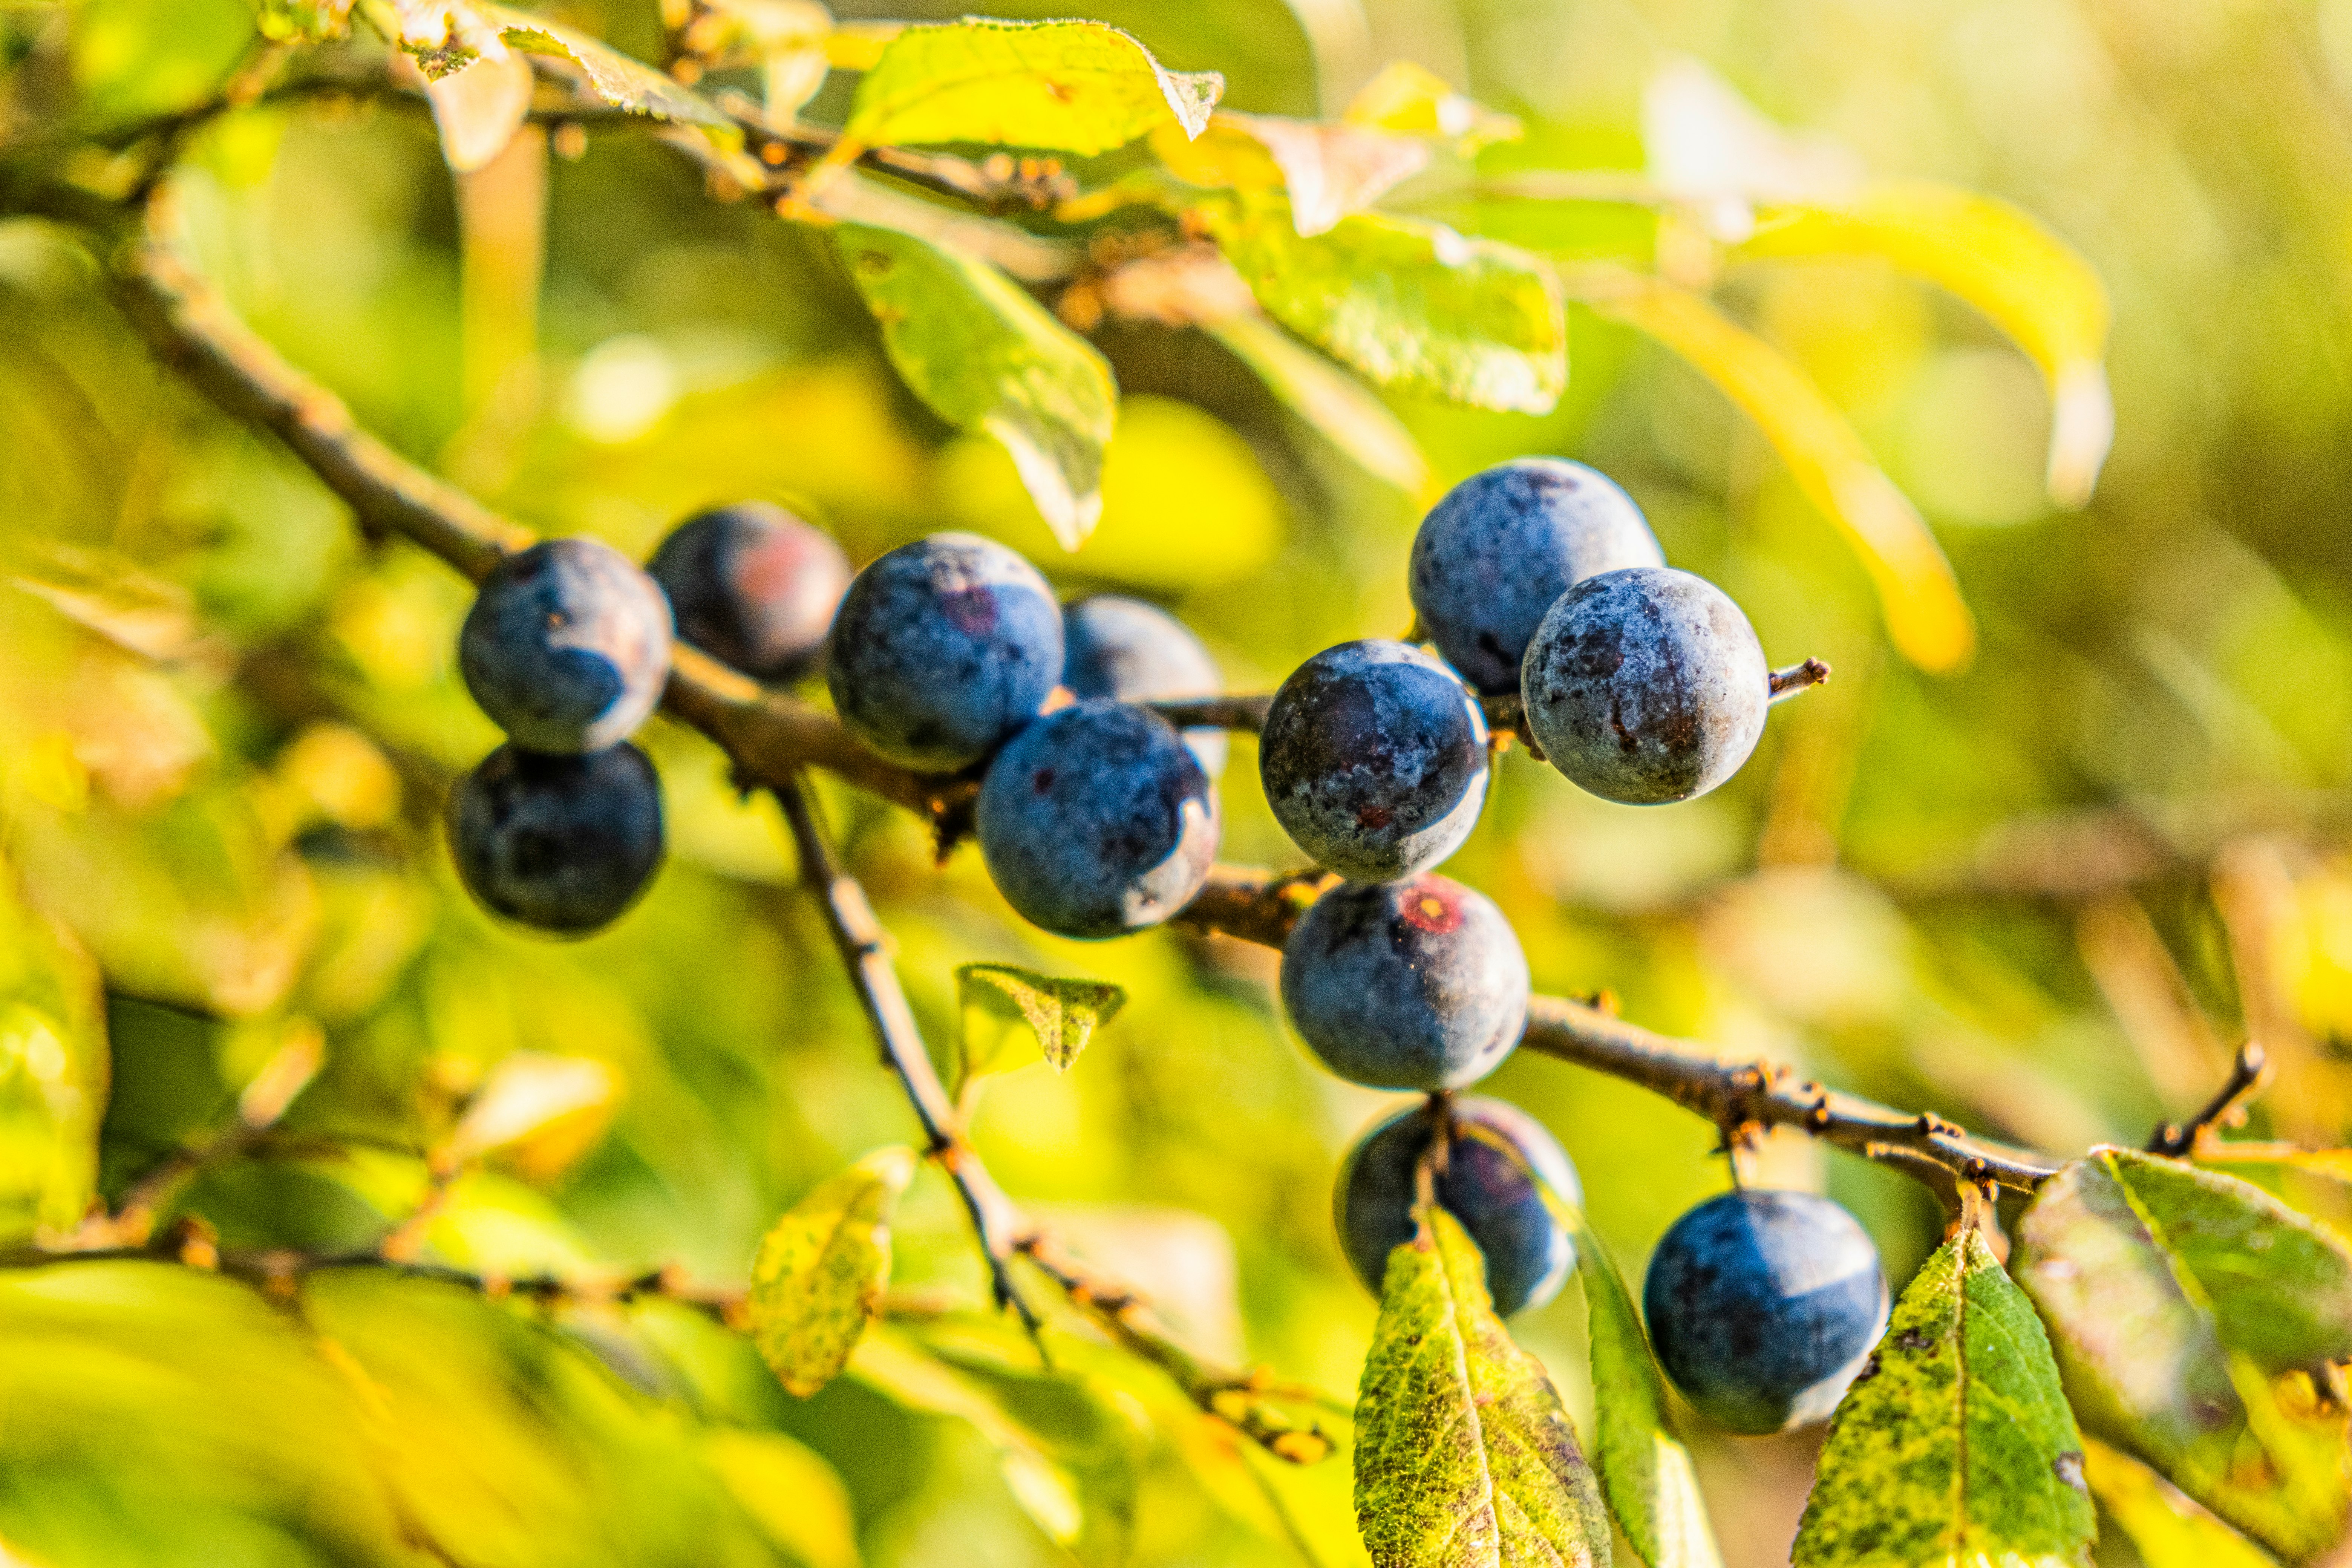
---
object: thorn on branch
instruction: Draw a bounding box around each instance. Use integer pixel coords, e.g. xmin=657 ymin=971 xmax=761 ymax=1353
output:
xmin=2147 ymin=1041 xmax=2271 ymax=1157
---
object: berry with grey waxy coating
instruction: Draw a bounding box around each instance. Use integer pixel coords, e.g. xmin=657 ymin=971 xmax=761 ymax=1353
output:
xmin=1259 ymin=640 xmax=1489 ymax=882
xmin=826 ymin=533 xmax=1064 ymax=772
xmin=1062 ymin=594 xmax=1227 ymax=775
xmin=1410 ymin=458 xmax=1664 ymax=694
xmin=647 ymin=502 xmax=850 ymax=683
xmin=1519 ymin=566 xmax=1769 ymax=805
xmin=977 ymin=700 xmax=1220 ymax=939
xmin=1335 ymin=1097 xmax=1580 ymax=1317
xmin=1281 ymin=874 xmax=1527 ymax=1092
xmin=1642 ymin=1190 xmax=1889 ymax=1434
xmin=459 ymin=538 xmax=674 ymax=753
xmin=449 ymin=743 xmax=665 ymax=936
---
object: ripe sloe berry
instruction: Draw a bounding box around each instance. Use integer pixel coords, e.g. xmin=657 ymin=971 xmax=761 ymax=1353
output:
xmin=977 ymin=700 xmax=1220 ymax=939
xmin=826 ymin=533 xmax=1063 ymax=772
xmin=1642 ymin=1190 xmax=1889 ymax=1433
xmin=1410 ymin=458 xmax=1664 ymax=694
xmin=647 ymin=502 xmax=850 ymax=683
xmin=1519 ymin=566 xmax=1769 ymax=805
xmin=1063 ymin=594 xmax=1227 ymax=775
xmin=1334 ymin=1096 xmax=1580 ymax=1317
xmin=449 ymin=743 xmax=665 ymax=936
xmin=1281 ymin=874 xmax=1527 ymax=1091
xmin=459 ymin=539 xmax=674 ymax=753
xmin=1260 ymin=640 xmax=1489 ymax=882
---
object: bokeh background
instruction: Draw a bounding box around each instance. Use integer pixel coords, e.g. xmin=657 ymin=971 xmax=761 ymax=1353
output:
xmin=4 ymin=0 xmax=2352 ymax=1564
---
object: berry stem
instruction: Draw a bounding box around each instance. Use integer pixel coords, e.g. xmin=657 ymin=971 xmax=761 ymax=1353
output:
xmin=1768 ymin=657 xmax=1833 ymax=703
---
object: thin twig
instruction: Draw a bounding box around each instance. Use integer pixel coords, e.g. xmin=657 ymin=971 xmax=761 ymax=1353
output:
xmin=2147 ymin=1041 xmax=2271 ymax=1158
xmin=1769 ymin=657 xmax=1833 ymax=703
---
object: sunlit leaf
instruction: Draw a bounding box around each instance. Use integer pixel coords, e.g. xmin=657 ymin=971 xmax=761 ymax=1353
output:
xmin=955 ymin=963 xmax=1125 ymax=1083
xmin=851 ymin=1321 xmax=1143 ymax=1566
xmin=835 ymin=223 xmax=1117 ymax=548
xmin=1344 ymin=61 xmax=1522 ymax=152
xmin=1156 ymin=113 xmax=1430 ymax=237
xmin=0 ymin=876 xmax=105 ymax=1244
xmin=1794 ymin=1230 xmax=2094 ymax=1566
xmin=1561 ymin=1207 xmax=1721 ymax=1567
xmin=703 ymin=1427 xmax=864 ymax=1568
xmin=2013 ymin=1148 xmax=2352 ymax=1559
xmin=841 ymin=18 xmax=1222 ymax=155
xmin=1641 ymin=55 xmax=1862 ymax=210
xmin=1735 ymin=183 xmax=2113 ymax=507
xmin=441 ymin=1054 xmax=621 ymax=1180
xmin=1206 ymin=315 xmax=1431 ymax=493
xmin=1565 ymin=264 xmax=1974 ymax=672
xmin=748 ymin=1147 xmax=916 ymax=1397
xmin=481 ymin=4 xmax=733 ymax=128
xmin=1201 ymin=200 xmax=1566 ymax=415
xmin=2080 ymin=1439 xmax=2281 ymax=1568
xmin=1353 ymin=1205 xmax=1611 ymax=1567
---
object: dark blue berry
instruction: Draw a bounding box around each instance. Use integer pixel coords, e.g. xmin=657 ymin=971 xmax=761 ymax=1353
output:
xmin=1062 ymin=594 xmax=1226 ymax=774
xmin=1643 ymin=1190 xmax=1889 ymax=1433
xmin=1410 ymin=458 xmax=1663 ymax=694
xmin=1281 ymin=874 xmax=1527 ymax=1091
xmin=976 ymin=700 xmax=1220 ymax=939
xmin=647 ymin=502 xmax=850 ymax=683
xmin=449 ymin=743 xmax=665 ymax=936
xmin=826 ymin=533 xmax=1063 ymax=772
xmin=459 ymin=539 xmax=674 ymax=753
xmin=1335 ymin=1097 xmax=1580 ymax=1317
xmin=1520 ymin=566 xmax=1768 ymax=805
xmin=1259 ymin=640 xmax=1488 ymax=882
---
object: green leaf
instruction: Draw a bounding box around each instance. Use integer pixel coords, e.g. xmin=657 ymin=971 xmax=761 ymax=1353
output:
xmin=955 ymin=963 xmax=1125 ymax=1083
xmin=1201 ymin=200 xmax=1567 ymax=415
xmin=1353 ymin=1205 xmax=1611 ymax=1568
xmin=1205 ymin=315 xmax=1430 ymax=494
xmin=0 ymin=875 xmax=106 ymax=1244
xmin=841 ymin=18 xmax=1222 ymax=155
xmin=1733 ymin=183 xmax=2112 ymax=507
xmin=473 ymin=4 xmax=734 ymax=128
xmin=1156 ymin=113 xmax=1432 ymax=237
xmin=2013 ymin=1147 xmax=2352 ymax=1559
xmin=1793 ymin=1230 xmax=2095 ymax=1567
xmin=852 ymin=1321 xmax=1143 ymax=1567
xmin=1565 ymin=1208 xmax=1722 ymax=1568
xmin=702 ymin=1428 xmax=864 ymax=1568
xmin=1343 ymin=61 xmax=1522 ymax=152
xmin=2081 ymin=1439 xmax=2281 ymax=1568
xmin=1562 ymin=263 xmax=1974 ymax=674
xmin=835 ymin=223 xmax=1118 ymax=548
xmin=747 ymin=1146 xmax=917 ymax=1397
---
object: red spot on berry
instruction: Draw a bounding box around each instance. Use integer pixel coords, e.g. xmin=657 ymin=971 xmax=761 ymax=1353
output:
xmin=1400 ymin=886 xmax=1462 ymax=934
xmin=940 ymin=586 xmax=998 ymax=636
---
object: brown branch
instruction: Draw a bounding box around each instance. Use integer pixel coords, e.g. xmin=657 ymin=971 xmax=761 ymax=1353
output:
xmin=2147 ymin=1041 xmax=2270 ymax=1158
xmin=1171 ymin=865 xmax=2065 ymax=1193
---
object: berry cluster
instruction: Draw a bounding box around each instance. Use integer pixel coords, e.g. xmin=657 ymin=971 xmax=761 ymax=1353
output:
xmin=447 ymin=458 xmax=1888 ymax=1434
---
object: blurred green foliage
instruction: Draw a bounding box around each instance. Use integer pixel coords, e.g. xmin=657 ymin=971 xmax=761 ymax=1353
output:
xmin=3 ymin=0 xmax=2352 ymax=1565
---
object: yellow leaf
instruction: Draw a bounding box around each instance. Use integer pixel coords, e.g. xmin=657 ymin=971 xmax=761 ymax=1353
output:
xmin=1569 ymin=265 xmax=1974 ymax=672
xmin=1344 ymin=60 xmax=1522 ymax=151
xmin=442 ymin=1053 xmax=620 ymax=1179
xmin=1736 ymin=182 xmax=2113 ymax=507
xmin=749 ymin=1147 xmax=917 ymax=1397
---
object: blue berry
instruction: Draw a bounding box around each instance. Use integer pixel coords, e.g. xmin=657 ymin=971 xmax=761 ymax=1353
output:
xmin=1335 ymin=1097 xmax=1580 ymax=1317
xmin=647 ymin=502 xmax=850 ymax=684
xmin=1259 ymin=640 xmax=1489 ymax=882
xmin=1519 ymin=566 xmax=1769 ymax=805
xmin=459 ymin=539 xmax=674 ymax=753
xmin=449 ymin=743 xmax=665 ymax=936
xmin=1410 ymin=458 xmax=1664 ymax=694
xmin=1062 ymin=594 xmax=1227 ymax=775
xmin=1281 ymin=874 xmax=1527 ymax=1091
xmin=977 ymin=700 xmax=1220 ymax=939
xmin=826 ymin=533 xmax=1063 ymax=772
xmin=1643 ymin=1190 xmax=1889 ymax=1433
